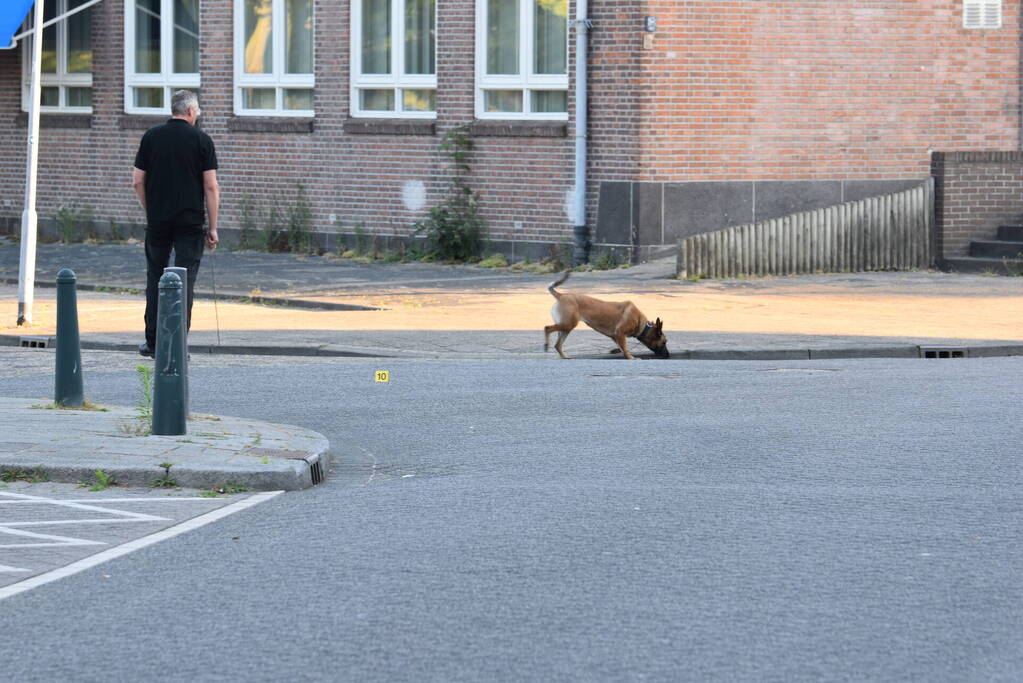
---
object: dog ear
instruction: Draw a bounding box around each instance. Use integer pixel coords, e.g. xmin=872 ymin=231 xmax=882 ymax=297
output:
xmin=654 ymin=318 xmax=663 ymax=331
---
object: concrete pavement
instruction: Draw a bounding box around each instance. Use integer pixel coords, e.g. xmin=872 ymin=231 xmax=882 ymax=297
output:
xmin=0 ymin=397 xmax=328 ymax=491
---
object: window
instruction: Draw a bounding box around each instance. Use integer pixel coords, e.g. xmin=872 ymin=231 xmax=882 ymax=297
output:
xmin=351 ymin=0 xmax=436 ymax=118
xmin=963 ymin=0 xmax=1002 ymax=29
xmin=125 ymin=0 xmax=200 ymax=114
xmin=476 ymin=0 xmax=568 ymax=120
xmin=21 ymin=0 xmax=93 ymax=113
xmin=235 ymin=0 xmax=314 ymax=116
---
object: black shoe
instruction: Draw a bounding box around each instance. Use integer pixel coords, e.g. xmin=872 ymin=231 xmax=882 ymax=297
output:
xmin=138 ymin=343 xmax=154 ymax=358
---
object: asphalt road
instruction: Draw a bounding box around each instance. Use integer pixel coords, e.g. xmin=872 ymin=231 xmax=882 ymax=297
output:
xmin=0 ymin=354 xmax=1021 ymax=682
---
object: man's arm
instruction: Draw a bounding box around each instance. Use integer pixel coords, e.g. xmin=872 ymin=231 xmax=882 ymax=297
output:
xmin=132 ymin=167 xmax=146 ymax=212
xmin=203 ymin=169 xmax=220 ymax=251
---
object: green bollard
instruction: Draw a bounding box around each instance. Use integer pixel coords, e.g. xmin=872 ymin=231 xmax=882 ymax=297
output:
xmin=152 ymin=271 xmax=187 ymax=435
xmin=54 ymin=268 xmax=84 ymax=407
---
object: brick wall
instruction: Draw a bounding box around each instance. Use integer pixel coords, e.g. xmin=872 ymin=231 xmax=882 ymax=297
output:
xmin=932 ymin=151 xmax=1023 ymax=259
xmin=639 ymin=0 xmax=1022 ymax=181
xmin=0 ymin=0 xmax=1021 ymax=260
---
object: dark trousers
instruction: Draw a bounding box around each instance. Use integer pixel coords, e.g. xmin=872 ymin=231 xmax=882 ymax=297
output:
xmin=144 ymin=222 xmax=204 ymax=348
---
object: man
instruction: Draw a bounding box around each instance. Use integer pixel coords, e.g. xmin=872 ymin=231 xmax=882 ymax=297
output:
xmin=132 ymin=90 xmax=220 ymax=357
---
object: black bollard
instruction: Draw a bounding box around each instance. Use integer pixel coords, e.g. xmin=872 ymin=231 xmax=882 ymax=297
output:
xmin=152 ymin=271 xmax=187 ymax=435
xmin=54 ymin=268 xmax=84 ymax=407
xmin=164 ymin=266 xmax=189 ymax=415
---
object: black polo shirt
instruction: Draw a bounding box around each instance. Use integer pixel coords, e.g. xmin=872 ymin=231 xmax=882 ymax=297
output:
xmin=134 ymin=118 xmax=218 ymax=226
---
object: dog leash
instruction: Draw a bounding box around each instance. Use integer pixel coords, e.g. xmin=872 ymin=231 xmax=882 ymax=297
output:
xmin=209 ymin=242 xmax=221 ymax=346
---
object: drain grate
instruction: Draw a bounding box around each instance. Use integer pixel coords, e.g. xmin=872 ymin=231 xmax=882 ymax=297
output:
xmin=20 ymin=336 xmax=53 ymax=349
xmin=920 ymin=346 xmax=966 ymax=359
xmin=310 ymin=459 xmax=324 ymax=485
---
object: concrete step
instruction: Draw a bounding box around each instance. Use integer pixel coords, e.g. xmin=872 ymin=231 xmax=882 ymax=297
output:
xmin=941 ymin=256 xmax=1023 ymax=275
xmin=968 ymin=240 xmax=1023 ymax=259
xmin=996 ymin=225 xmax=1023 ymax=241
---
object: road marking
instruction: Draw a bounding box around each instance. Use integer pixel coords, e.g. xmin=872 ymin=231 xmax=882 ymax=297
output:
xmin=0 ymin=490 xmax=282 ymax=602
xmin=0 ymin=526 xmax=106 ymax=549
xmin=0 ymin=564 xmax=29 ymax=573
xmin=0 ymin=497 xmax=217 ymax=504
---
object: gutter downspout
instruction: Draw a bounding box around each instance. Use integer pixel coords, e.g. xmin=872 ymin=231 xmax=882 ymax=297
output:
xmin=572 ymin=0 xmax=590 ymax=266
xmin=18 ymin=0 xmax=45 ymax=325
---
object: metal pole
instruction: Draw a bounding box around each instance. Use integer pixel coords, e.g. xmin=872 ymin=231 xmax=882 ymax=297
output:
xmin=17 ymin=0 xmax=45 ymax=326
xmin=54 ymin=268 xmax=83 ymax=407
xmin=572 ymin=0 xmax=590 ymax=266
xmin=152 ymin=271 xmax=187 ymax=435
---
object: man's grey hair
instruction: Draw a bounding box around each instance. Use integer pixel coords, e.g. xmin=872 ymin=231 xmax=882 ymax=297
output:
xmin=171 ymin=90 xmax=199 ymax=116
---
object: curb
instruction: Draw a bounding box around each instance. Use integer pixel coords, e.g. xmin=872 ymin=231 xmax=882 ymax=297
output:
xmin=0 ymin=399 xmax=331 ymax=491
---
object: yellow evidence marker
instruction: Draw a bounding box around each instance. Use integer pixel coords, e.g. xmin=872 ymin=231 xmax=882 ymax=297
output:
xmin=375 ymin=371 xmax=390 ymax=383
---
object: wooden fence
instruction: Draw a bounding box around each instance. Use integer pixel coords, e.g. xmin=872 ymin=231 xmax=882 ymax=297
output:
xmin=676 ymin=181 xmax=933 ymax=278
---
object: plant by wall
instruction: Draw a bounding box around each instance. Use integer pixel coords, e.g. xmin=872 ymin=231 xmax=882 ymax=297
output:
xmin=415 ymin=125 xmax=485 ymax=262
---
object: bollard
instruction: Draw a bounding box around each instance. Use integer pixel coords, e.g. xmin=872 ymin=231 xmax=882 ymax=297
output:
xmin=152 ymin=271 xmax=187 ymax=435
xmin=163 ymin=266 xmax=189 ymax=415
xmin=54 ymin=268 xmax=84 ymax=407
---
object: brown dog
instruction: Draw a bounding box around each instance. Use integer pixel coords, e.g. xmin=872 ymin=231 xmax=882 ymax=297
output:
xmin=543 ymin=271 xmax=669 ymax=359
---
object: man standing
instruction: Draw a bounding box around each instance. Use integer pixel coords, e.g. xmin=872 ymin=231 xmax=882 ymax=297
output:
xmin=132 ymin=90 xmax=219 ymax=357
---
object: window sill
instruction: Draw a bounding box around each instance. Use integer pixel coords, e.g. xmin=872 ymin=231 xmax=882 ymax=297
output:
xmin=16 ymin=113 xmax=92 ymax=129
xmin=469 ymin=120 xmax=567 ymax=138
xmin=343 ymin=119 xmax=436 ymax=135
xmin=119 ymin=115 xmax=167 ymax=130
xmin=227 ymin=117 xmax=315 ymax=133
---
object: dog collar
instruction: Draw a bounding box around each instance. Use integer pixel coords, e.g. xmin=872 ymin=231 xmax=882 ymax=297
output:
xmin=636 ymin=322 xmax=654 ymax=342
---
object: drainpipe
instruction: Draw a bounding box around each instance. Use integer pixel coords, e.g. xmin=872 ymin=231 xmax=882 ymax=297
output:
xmin=572 ymin=0 xmax=591 ymax=266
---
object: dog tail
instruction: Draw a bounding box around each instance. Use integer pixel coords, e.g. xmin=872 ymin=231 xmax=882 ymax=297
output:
xmin=547 ymin=270 xmax=571 ymax=298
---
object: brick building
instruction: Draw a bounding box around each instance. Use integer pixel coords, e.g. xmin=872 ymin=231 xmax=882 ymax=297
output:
xmin=0 ymin=0 xmax=1019 ymax=262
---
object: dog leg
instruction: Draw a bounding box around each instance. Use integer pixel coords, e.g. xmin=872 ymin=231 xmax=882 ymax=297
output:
xmin=614 ymin=334 xmax=634 ymax=360
xmin=543 ymin=325 xmax=558 ymax=352
xmin=554 ymin=330 xmax=572 ymax=359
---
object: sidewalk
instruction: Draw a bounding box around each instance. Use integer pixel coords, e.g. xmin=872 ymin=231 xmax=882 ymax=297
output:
xmin=1 ymin=240 xmax=1022 ymax=360
xmin=0 ymin=397 xmax=328 ymax=491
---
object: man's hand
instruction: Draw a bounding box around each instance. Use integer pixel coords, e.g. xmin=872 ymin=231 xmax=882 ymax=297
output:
xmin=206 ymin=229 xmax=219 ymax=252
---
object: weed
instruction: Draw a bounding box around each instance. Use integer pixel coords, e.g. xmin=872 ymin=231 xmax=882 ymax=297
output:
xmin=32 ymin=400 xmax=108 ymax=411
xmin=151 ymin=462 xmax=178 ymax=489
xmin=117 ymin=419 xmax=150 ymax=436
xmin=135 ymin=364 xmax=154 ymax=422
xmin=199 ymin=490 xmax=219 ymax=498
xmin=0 ymin=468 xmax=48 ymax=483
xmin=477 ymin=253 xmax=508 ymax=268
xmin=286 ymin=184 xmax=313 ymax=253
xmin=354 ymin=223 xmax=369 ymax=256
xmin=89 ymin=469 xmax=117 ymax=491
xmin=108 ymin=219 xmax=125 ymax=242
xmin=238 ymin=193 xmax=266 ymax=251
xmin=413 ymin=125 xmax=485 ymax=262
xmin=592 ymin=250 xmax=617 ymax=270
xmin=215 ymin=481 xmax=251 ymax=495
xmin=55 ymin=203 xmax=81 ymax=244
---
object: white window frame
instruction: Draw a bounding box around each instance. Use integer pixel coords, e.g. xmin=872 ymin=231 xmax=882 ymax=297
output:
xmin=475 ymin=0 xmax=568 ymax=121
xmin=350 ymin=0 xmax=438 ymax=119
xmin=963 ymin=0 xmax=1002 ymax=29
xmin=234 ymin=0 xmax=315 ymax=117
xmin=124 ymin=0 xmax=201 ymax=115
xmin=20 ymin=0 xmax=93 ymax=114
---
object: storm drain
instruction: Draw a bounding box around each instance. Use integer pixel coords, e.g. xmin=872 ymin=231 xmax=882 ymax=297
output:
xmin=919 ymin=346 xmax=966 ymax=359
xmin=19 ymin=336 xmax=52 ymax=349
xmin=245 ymin=447 xmax=325 ymax=485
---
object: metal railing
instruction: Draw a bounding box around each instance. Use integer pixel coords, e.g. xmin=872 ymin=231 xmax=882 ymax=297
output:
xmin=677 ymin=180 xmax=933 ymax=279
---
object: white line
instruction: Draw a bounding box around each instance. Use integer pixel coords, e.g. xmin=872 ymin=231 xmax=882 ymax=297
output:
xmin=3 ymin=518 xmax=171 ymax=527
xmin=0 ymin=564 xmax=29 ymax=573
xmin=0 ymin=492 xmax=166 ymax=522
xmin=0 ymin=526 xmax=106 ymax=548
xmin=0 ymin=491 xmax=283 ymax=602
xmin=0 ymin=498 xmax=219 ymax=504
